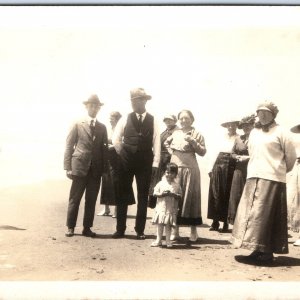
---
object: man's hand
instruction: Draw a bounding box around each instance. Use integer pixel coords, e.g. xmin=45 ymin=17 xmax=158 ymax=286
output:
xmin=66 ymin=170 xmax=73 ymax=180
xmin=152 ymin=167 xmax=158 ymax=178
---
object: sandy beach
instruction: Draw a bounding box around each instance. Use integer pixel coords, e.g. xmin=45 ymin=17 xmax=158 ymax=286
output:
xmin=0 ymin=177 xmax=300 ymax=300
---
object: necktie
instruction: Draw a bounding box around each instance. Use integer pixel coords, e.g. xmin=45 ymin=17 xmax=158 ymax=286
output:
xmin=138 ymin=114 xmax=143 ymax=132
xmin=90 ymin=120 xmax=95 ymax=138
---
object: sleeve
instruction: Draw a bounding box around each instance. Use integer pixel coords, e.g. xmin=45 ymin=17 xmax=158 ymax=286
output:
xmin=63 ymin=122 xmax=78 ymax=171
xmin=282 ymin=129 xmax=297 ymax=173
xmin=164 ymin=134 xmax=174 ymax=155
xmin=102 ymin=125 xmax=109 ymax=172
xmin=191 ymin=131 xmax=207 ymax=157
xmin=152 ymin=117 xmax=161 ymax=168
xmin=153 ymin=181 xmax=162 ymax=196
xmin=112 ymin=116 xmax=126 ymax=154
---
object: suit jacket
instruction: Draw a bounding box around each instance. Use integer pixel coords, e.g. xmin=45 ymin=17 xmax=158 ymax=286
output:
xmin=64 ymin=118 xmax=108 ymax=178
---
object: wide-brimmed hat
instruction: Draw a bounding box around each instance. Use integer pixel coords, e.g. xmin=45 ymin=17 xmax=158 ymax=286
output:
xmin=221 ymin=120 xmax=240 ymax=128
xmin=83 ymin=94 xmax=104 ymax=106
xmin=163 ymin=114 xmax=177 ymax=122
xmin=130 ymin=88 xmax=152 ymax=101
xmin=256 ymin=101 xmax=278 ymax=117
xmin=291 ymin=124 xmax=300 ymax=133
xmin=238 ymin=114 xmax=256 ymax=129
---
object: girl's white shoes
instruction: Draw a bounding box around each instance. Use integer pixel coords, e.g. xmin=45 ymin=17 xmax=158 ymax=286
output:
xmin=151 ymin=241 xmax=162 ymax=247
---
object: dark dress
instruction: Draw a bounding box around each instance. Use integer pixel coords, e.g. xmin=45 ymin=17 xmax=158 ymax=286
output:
xmin=148 ymin=125 xmax=178 ymax=208
xmin=100 ymin=139 xmax=135 ymax=206
xmin=207 ymin=152 xmax=236 ymax=223
xmin=227 ymin=135 xmax=249 ymax=225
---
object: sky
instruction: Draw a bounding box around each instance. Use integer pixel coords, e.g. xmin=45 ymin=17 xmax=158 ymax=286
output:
xmin=0 ymin=6 xmax=300 ymax=187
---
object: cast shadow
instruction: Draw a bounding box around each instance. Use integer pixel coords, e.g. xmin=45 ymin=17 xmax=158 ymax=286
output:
xmin=0 ymin=225 xmax=26 ymax=230
xmin=234 ymin=255 xmax=300 ymax=267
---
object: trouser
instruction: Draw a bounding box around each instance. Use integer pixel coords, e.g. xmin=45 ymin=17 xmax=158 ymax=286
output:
xmin=66 ymin=169 xmax=101 ymax=229
xmin=116 ymin=149 xmax=153 ymax=234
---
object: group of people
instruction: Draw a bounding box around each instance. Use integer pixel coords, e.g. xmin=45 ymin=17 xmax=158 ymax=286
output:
xmin=63 ymin=88 xmax=300 ymax=263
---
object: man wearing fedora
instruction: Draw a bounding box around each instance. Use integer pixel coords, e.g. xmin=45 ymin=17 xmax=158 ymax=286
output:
xmin=64 ymin=94 xmax=108 ymax=238
xmin=112 ymin=88 xmax=160 ymax=239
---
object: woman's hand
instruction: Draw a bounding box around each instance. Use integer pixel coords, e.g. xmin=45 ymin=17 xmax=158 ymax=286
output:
xmin=184 ymin=135 xmax=194 ymax=143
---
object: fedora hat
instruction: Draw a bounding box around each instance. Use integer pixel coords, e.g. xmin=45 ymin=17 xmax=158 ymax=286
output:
xmin=291 ymin=124 xmax=300 ymax=133
xmin=130 ymin=88 xmax=152 ymax=101
xmin=83 ymin=94 xmax=104 ymax=106
xmin=238 ymin=114 xmax=256 ymax=129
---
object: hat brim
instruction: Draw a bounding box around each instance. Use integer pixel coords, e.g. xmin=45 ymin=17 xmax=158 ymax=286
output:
xmin=131 ymin=95 xmax=152 ymax=101
xmin=256 ymin=107 xmax=273 ymax=113
xmin=83 ymin=100 xmax=104 ymax=106
xmin=291 ymin=124 xmax=300 ymax=133
xmin=238 ymin=122 xmax=254 ymax=129
xmin=221 ymin=121 xmax=239 ymax=128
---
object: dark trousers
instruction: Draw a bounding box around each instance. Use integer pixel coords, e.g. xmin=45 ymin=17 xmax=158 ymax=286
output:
xmin=116 ymin=149 xmax=153 ymax=234
xmin=66 ymin=169 xmax=101 ymax=229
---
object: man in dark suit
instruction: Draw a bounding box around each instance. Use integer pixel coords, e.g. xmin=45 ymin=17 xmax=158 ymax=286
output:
xmin=64 ymin=94 xmax=108 ymax=238
xmin=112 ymin=88 xmax=160 ymax=240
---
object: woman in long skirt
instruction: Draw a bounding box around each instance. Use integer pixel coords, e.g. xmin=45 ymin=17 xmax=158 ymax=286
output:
xmin=98 ymin=111 xmax=135 ymax=217
xmin=232 ymin=101 xmax=296 ymax=263
xmin=227 ymin=114 xmax=255 ymax=225
xmin=207 ymin=119 xmax=239 ymax=232
xmin=288 ymin=123 xmax=300 ymax=246
xmin=164 ymin=110 xmax=206 ymax=242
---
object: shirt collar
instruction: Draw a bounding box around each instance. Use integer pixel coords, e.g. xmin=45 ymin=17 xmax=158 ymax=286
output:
xmin=87 ymin=116 xmax=97 ymax=125
xmin=135 ymin=111 xmax=147 ymax=119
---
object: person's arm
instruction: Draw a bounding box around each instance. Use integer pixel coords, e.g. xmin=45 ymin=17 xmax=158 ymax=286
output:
xmin=152 ymin=117 xmax=161 ymax=168
xmin=186 ymin=131 xmax=206 ymax=156
xmin=282 ymin=130 xmax=297 ymax=173
xmin=64 ymin=122 xmax=78 ymax=178
xmin=112 ymin=116 xmax=126 ymax=154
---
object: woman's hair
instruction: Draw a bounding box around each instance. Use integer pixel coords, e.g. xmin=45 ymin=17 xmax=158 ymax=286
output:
xmin=166 ymin=162 xmax=179 ymax=175
xmin=177 ymin=110 xmax=195 ymax=123
xmin=110 ymin=111 xmax=122 ymax=121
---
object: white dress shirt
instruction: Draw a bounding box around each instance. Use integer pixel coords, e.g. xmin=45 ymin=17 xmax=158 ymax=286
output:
xmin=112 ymin=112 xmax=161 ymax=168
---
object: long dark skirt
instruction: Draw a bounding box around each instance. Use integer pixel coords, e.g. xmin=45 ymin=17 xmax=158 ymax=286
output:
xmin=100 ymin=149 xmax=135 ymax=206
xmin=227 ymin=161 xmax=248 ymax=225
xmin=207 ymin=152 xmax=235 ymax=223
xmin=232 ymin=178 xmax=288 ymax=254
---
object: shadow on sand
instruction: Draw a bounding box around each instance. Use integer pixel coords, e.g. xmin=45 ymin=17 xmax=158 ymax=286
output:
xmin=235 ymin=255 xmax=300 ymax=267
xmin=0 ymin=225 xmax=26 ymax=230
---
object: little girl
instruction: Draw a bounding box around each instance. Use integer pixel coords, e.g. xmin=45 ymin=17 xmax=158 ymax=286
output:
xmin=151 ymin=163 xmax=182 ymax=248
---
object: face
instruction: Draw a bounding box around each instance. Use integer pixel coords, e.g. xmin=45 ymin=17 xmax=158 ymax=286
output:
xmin=109 ymin=116 xmax=119 ymax=127
xmin=164 ymin=119 xmax=176 ymax=130
xmin=241 ymin=123 xmax=254 ymax=135
xmin=131 ymin=98 xmax=147 ymax=114
xmin=257 ymin=110 xmax=274 ymax=125
xmin=226 ymin=123 xmax=237 ymax=136
xmin=179 ymin=112 xmax=193 ymax=129
xmin=165 ymin=170 xmax=176 ymax=181
xmin=86 ymin=103 xmax=100 ymax=118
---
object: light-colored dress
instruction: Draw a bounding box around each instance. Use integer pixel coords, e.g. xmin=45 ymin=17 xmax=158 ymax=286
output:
xmin=164 ymin=127 xmax=206 ymax=226
xmin=152 ymin=176 xmax=182 ymax=226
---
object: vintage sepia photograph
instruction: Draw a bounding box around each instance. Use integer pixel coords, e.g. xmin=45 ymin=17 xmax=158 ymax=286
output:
xmin=0 ymin=5 xmax=300 ymax=299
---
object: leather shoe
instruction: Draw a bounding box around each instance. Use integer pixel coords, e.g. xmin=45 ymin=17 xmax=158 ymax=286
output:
xmin=65 ymin=228 xmax=74 ymax=237
xmin=82 ymin=228 xmax=96 ymax=238
xmin=136 ymin=233 xmax=146 ymax=240
xmin=112 ymin=231 xmax=125 ymax=239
